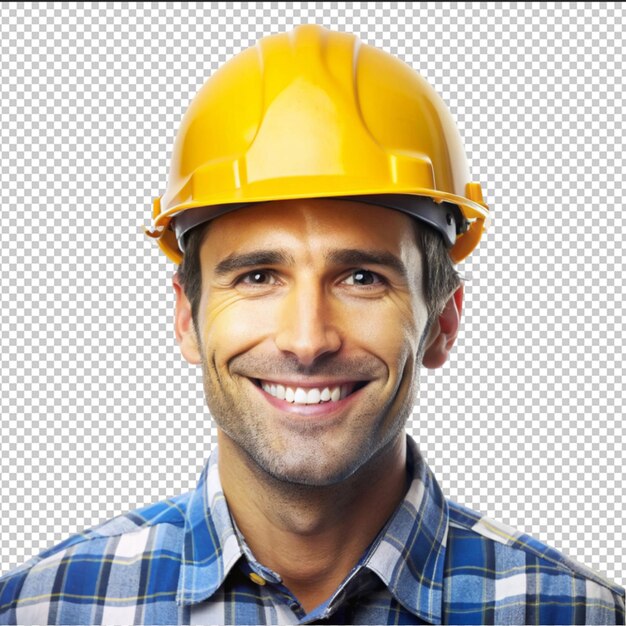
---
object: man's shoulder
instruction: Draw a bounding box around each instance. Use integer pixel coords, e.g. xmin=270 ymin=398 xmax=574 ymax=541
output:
xmin=444 ymin=498 xmax=625 ymax=624
xmin=0 ymin=491 xmax=192 ymax=624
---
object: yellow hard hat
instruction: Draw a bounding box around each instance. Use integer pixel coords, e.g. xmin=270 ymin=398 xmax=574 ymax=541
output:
xmin=144 ymin=24 xmax=490 ymax=265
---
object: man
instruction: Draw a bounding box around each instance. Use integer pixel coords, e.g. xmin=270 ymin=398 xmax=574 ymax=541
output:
xmin=0 ymin=23 xmax=623 ymax=626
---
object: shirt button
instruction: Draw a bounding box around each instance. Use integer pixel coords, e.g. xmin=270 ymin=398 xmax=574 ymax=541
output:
xmin=249 ymin=572 xmax=267 ymax=586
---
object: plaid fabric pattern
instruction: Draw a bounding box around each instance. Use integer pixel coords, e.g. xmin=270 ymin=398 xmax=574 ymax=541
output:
xmin=0 ymin=435 xmax=623 ymax=625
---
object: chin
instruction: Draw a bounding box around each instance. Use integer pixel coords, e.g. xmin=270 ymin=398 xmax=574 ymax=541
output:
xmin=252 ymin=446 xmax=366 ymax=488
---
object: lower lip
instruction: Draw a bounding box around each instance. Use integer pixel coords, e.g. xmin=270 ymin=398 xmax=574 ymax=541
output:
xmin=250 ymin=379 xmax=368 ymax=418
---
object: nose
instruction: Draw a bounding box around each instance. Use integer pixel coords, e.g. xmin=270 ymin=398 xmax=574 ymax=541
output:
xmin=274 ymin=277 xmax=342 ymax=366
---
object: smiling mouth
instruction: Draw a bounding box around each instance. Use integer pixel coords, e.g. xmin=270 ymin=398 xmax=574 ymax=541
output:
xmin=250 ymin=378 xmax=369 ymax=405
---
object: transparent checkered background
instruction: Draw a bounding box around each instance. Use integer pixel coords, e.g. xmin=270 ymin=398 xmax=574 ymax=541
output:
xmin=1 ymin=2 xmax=624 ymax=588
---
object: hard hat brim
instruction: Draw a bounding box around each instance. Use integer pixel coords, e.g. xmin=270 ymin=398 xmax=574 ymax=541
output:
xmin=170 ymin=194 xmax=466 ymax=255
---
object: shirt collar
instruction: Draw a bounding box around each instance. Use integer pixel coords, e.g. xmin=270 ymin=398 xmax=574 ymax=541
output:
xmin=176 ymin=444 xmax=243 ymax=605
xmin=363 ymin=435 xmax=448 ymax=623
xmin=176 ymin=435 xmax=448 ymax=623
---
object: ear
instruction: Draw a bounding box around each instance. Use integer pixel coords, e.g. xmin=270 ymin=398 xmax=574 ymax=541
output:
xmin=421 ymin=283 xmax=464 ymax=369
xmin=172 ymin=271 xmax=202 ymax=365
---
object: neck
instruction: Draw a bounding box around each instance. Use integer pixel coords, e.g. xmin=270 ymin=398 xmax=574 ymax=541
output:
xmin=218 ymin=430 xmax=410 ymax=612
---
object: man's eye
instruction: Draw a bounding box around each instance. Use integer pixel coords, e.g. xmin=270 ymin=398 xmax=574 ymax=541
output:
xmin=235 ymin=270 xmax=278 ymax=286
xmin=344 ymin=269 xmax=386 ymax=287
xmin=234 ymin=269 xmax=385 ymax=288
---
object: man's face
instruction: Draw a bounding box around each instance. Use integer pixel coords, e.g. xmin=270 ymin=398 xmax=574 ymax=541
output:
xmin=177 ymin=199 xmax=433 ymax=486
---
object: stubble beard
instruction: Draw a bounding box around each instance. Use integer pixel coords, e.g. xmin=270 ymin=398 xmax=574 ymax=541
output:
xmin=198 ymin=349 xmax=421 ymax=489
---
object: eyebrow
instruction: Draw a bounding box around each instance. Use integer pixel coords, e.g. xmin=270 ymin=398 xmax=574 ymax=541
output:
xmin=213 ymin=248 xmax=409 ymax=281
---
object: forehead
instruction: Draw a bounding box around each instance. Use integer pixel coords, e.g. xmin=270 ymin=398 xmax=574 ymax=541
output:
xmin=199 ymin=198 xmax=419 ymax=262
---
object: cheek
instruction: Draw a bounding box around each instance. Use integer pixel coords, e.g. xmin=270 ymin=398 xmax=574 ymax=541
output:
xmin=345 ymin=302 xmax=407 ymax=351
xmin=369 ymin=290 xmax=425 ymax=359
xmin=201 ymin=292 xmax=278 ymax=356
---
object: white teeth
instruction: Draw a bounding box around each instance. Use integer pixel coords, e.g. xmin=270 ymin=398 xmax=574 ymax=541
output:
xmin=259 ymin=380 xmax=360 ymax=405
xmin=306 ymin=388 xmax=321 ymax=404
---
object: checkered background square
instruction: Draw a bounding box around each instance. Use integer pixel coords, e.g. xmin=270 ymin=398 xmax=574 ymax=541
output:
xmin=1 ymin=2 xmax=623 ymax=588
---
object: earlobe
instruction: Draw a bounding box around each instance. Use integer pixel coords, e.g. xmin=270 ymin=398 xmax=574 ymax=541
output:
xmin=421 ymin=283 xmax=464 ymax=369
xmin=172 ymin=272 xmax=202 ymax=365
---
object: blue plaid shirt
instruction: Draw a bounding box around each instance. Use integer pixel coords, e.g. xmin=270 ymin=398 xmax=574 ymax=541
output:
xmin=1 ymin=434 xmax=623 ymax=625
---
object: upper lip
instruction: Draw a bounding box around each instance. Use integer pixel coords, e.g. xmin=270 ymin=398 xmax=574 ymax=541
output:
xmin=251 ymin=377 xmax=369 ymax=389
